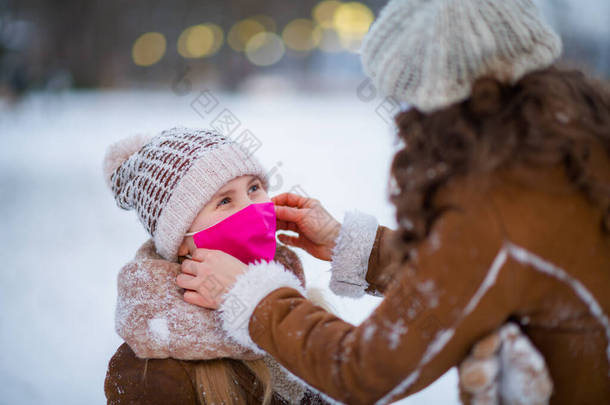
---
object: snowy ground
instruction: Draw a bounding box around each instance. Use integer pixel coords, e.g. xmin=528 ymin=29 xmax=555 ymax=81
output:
xmin=0 ymin=88 xmax=458 ymax=405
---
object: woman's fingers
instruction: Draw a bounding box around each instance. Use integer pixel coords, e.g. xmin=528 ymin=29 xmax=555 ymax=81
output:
xmin=176 ymin=273 xmax=199 ymax=290
xmin=277 ymin=233 xmax=304 ymax=248
xmin=181 ymin=259 xmax=199 ymax=275
xmin=180 ymin=257 xmax=214 ymax=282
xmin=272 ymin=193 xmax=310 ymax=209
xmin=275 ymin=205 xmax=306 ymax=224
xmin=181 ymin=255 xmax=214 ymax=275
xmin=276 ymin=219 xmax=300 ymax=233
xmin=184 ymin=290 xmax=217 ymax=309
xmin=191 ymin=248 xmax=215 ymax=262
xmin=178 ymin=250 xmax=248 ymax=309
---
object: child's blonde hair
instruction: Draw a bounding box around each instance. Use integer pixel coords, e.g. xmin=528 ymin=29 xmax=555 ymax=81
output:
xmin=193 ymin=359 xmax=273 ymax=405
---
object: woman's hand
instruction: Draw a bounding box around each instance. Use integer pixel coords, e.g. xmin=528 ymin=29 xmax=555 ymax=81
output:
xmin=272 ymin=193 xmax=341 ymax=261
xmin=177 ymin=249 xmax=248 ymax=309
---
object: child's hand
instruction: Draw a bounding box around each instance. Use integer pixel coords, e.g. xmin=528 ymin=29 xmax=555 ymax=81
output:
xmin=177 ymin=249 xmax=248 ymax=309
xmin=272 ymin=193 xmax=341 ymax=261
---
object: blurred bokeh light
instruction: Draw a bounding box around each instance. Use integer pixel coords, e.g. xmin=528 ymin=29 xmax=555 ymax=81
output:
xmin=313 ymin=0 xmax=343 ymax=28
xmin=228 ymin=18 xmax=267 ymax=52
xmin=334 ymin=2 xmax=374 ymax=51
xmin=131 ymin=32 xmax=166 ymax=66
xmin=245 ymin=31 xmax=286 ymax=66
xmin=282 ymin=19 xmax=319 ymax=52
xmin=0 ymin=0 xmax=608 ymax=97
xmin=177 ymin=24 xmax=224 ymax=59
xmin=251 ymin=14 xmax=277 ymax=33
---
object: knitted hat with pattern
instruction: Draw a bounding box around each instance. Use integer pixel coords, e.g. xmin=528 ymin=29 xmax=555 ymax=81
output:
xmin=103 ymin=127 xmax=268 ymax=261
xmin=360 ymin=0 xmax=562 ymax=112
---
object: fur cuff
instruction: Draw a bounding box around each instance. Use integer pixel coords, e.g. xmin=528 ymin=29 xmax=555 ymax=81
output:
xmin=220 ymin=261 xmax=306 ymax=353
xmin=329 ymin=211 xmax=379 ymax=298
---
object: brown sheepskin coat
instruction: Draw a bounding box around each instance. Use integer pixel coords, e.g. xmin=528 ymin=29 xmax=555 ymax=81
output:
xmin=230 ymin=163 xmax=610 ymax=405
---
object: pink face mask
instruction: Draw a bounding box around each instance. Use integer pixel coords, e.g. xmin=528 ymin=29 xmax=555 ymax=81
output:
xmin=185 ymin=202 xmax=277 ymax=264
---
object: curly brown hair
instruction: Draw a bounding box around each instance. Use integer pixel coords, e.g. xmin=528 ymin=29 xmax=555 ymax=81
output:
xmin=390 ymin=67 xmax=610 ymax=251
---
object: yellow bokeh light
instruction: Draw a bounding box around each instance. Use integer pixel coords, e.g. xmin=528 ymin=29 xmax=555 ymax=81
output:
xmin=333 ymin=2 xmax=374 ymax=52
xmin=132 ymin=32 xmax=166 ymax=66
xmin=178 ymin=24 xmax=224 ymax=58
xmin=208 ymin=24 xmax=225 ymax=52
xmin=228 ymin=19 xmax=266 ymax=52
xmin=282 ymin=19 xmax=320 ymax=52
xmin=178 ymin=25 xmax=213 ymax=58
xmin=251 ymin=14 xmax=277 ymax=33
xmin=312 ymin=0 xmax=343 ymax=29
xmin=333 ymin=2 xmax=374 ymax=39
xmin=313 ymin=26 xmax=343 ymax=53
xmin=245 ymin=32 xmax=285 ymax=66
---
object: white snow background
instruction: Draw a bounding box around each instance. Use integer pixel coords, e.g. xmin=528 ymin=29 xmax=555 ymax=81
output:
xmin=0 ymin=89 xmax=458 ymax=404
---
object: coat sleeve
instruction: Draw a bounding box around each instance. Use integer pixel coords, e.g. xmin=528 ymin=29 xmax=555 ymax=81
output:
xmin=219 ymin=192 xmax=524 ymax=405
xmin=105 ymin=343 xmax=198 ymax=405
xmin=329 ymin=211 xmax=400 ymax=298
xmin=364 ymin=225 xmax=401 ymax=296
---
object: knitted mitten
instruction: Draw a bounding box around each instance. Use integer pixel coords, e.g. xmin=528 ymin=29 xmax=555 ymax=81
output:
xmin=459 ymin=323 xmax=553 ymax=405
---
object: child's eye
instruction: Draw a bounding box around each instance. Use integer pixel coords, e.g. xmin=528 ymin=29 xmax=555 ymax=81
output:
xmin=217 ymin=197 xmax=231 ymax=207
xmin=249 ymin=184 xmax=260 ymax=193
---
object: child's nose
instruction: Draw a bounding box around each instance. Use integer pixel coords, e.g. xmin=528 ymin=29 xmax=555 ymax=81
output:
xmin=236 ymin=194 xmax=256 ymax=210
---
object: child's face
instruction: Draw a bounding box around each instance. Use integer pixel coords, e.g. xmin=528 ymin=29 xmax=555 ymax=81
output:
xmin=178 ymin=175 xmax=270 ymax=257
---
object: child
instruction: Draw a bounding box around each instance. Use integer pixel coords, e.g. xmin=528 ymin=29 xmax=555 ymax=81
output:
xmin=101 ymin=127 xmax=328 ymax=405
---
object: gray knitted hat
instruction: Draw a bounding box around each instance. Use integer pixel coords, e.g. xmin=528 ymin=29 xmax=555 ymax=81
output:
xmin=360 ymin=0 xmax=563 ymax=112
xmin=103 ymin=127 xmax=268 ymax=261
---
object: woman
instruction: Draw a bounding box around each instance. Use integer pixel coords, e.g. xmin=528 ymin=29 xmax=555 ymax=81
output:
xmin=177 ymin=0 xmax=610 ymax=404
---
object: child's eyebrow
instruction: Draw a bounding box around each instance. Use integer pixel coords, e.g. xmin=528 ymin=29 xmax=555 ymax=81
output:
xmin=214 ymin=177 xmax=260 ymax=199
xmin=214 ymin=187 xmax=236 ymax=199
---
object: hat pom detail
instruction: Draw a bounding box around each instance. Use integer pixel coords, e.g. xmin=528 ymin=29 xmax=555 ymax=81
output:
xmin=103 ymin=133 xmax=153 ymax=189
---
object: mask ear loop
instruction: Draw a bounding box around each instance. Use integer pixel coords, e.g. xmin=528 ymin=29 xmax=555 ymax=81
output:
xmin=183 ymin=231 xmax=197 ymax=259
